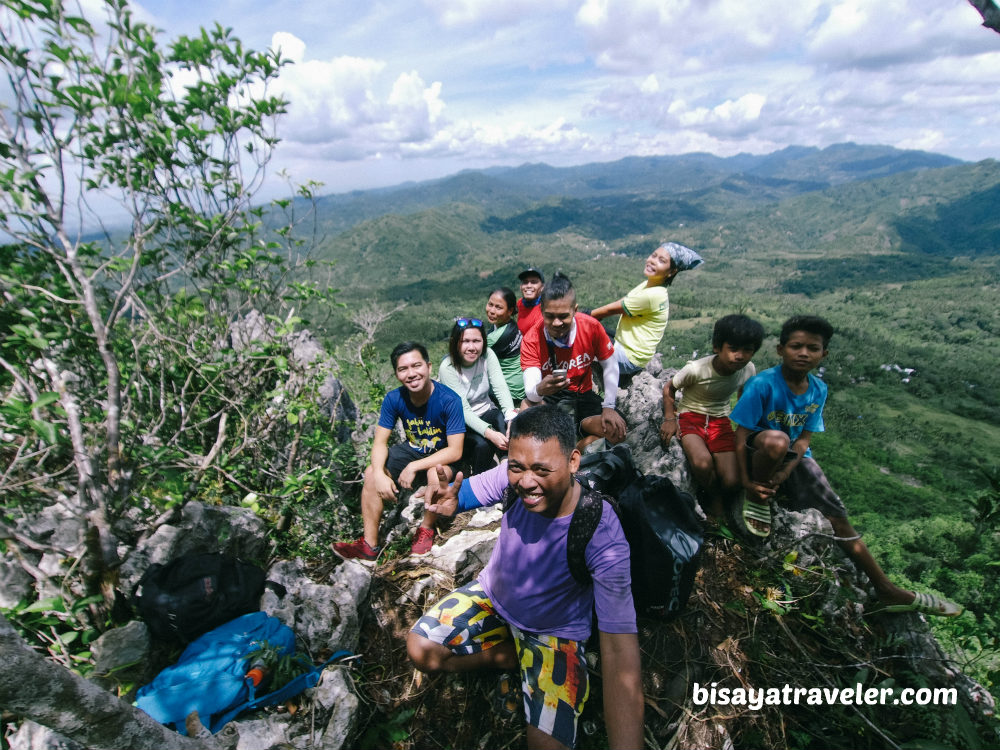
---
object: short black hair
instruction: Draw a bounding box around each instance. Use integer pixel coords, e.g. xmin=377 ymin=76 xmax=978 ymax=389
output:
xmin=508 ymin=404 xmax=576 ymax=458
xmin=779 ymin=316 xmax=834 ymax=348
xmin=390 ymin=341 xmax=430 ymax=370
xmin=712 ymin=314 xmax=765 ymax=352
xmin=540 ymin=272 xmax=575 ymax=309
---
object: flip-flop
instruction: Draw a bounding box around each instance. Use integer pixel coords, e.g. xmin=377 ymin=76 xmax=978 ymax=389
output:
xmin=882 ymin=591 xmax=963 ymax=618
xmin=493 ymin=672 xmax=520 ymax=719
xmin=740 ymin=495 xmax=772 ymax=537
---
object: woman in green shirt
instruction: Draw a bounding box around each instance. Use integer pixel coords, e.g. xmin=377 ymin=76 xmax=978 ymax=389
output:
xmin=484 ymin=287 xmax=526 ymax=401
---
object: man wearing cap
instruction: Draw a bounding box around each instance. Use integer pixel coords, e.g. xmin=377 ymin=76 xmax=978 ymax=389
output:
xmin=516 ymin=267 xmax=545 ymax=336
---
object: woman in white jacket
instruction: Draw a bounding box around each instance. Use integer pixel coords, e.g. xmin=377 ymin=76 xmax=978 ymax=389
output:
xmin=438 ymin=318 xmax=518 ymax=473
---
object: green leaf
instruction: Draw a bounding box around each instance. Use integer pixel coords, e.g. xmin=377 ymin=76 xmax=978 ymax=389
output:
xmin=30 ymin=419 xmax=59 ymax=445
xmin=30 ymin=391 xmax=61 ymax=409
xmin=21 ymin=597 xmax=65 ymax=614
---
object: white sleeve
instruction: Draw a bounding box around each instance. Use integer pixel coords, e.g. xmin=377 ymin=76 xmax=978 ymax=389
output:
xmin=523 ymin=366 xmax=543 ymax=403
xmin=601 ymin=355 xmax=620 ymax=409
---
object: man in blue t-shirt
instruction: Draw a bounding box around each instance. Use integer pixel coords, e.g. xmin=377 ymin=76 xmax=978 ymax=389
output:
xmin=333 ymin=342 xmax=465 ymax=561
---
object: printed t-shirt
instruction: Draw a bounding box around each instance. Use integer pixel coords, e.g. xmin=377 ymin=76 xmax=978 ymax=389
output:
xmin=730 ymin=367 xmax=826 ymax=458
xmin=516 ymin=298 xmax=543 ymax=336
xmin=459 ymin=462 xmax=636 ymax=641
xmin=520 ymin=314 xmax=614 ymax=395
xmin=487 ymin=322 xmax=526 ymax=400
xmin=672 ymin=355 xmax=757 ymax=418
xmin=614 ymin=281 xmax=669 ymax=366
xmin=377 ymin=382 xmax=465 ymax=455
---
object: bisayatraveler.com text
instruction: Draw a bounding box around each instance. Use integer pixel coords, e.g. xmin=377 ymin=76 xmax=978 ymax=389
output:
xmin=692 ymin=682 xmax=957 ymax=711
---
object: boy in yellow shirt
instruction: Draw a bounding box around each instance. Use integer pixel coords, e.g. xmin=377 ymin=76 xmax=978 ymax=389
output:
xmin=661 ymin=315 xmax=764 ymax=520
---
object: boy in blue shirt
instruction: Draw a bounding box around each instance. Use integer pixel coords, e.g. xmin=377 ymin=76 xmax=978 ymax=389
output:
xmin=333 ymin=341 xmax=465 ymax=561
xmin=730 ymin=316 xmax=960 ymax=617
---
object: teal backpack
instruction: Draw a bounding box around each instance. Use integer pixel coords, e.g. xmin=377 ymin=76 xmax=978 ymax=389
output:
xmin=135 ymin=611 xmax=350 ymax=734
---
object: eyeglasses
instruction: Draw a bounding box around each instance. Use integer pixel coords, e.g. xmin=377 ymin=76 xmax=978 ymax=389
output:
xmin=456 ymin=318 xmax=484 ymax=329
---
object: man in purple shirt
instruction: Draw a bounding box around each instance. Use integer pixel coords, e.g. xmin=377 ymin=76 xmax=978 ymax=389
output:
xmin=406 ymin=405 xmax=643 ymax=750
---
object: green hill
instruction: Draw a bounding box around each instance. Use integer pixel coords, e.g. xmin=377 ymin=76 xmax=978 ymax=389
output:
xmin=302 ymin=147 xmax=999 ymax=703
xmin=297 ymin=142 xmax=962 ymax=237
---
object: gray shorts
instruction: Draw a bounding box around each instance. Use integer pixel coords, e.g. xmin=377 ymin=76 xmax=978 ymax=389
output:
xmin=746 ymin=438 xmax=847 ymax=518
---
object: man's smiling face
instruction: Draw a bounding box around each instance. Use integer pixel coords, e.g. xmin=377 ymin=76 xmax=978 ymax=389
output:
xmin=506 ymin=435 xmax=580 ymax=518
xmin=394 ymin=350 xmax=431 ymax=393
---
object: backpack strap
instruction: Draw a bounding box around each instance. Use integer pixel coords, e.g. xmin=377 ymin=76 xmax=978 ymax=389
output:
xmin=500 ymin=484 xmax=518 ymax=513
xmin=210 ymin=649 xmax=353 ymax=733
xmin=565 ymin=489 xmax=605 ymax=587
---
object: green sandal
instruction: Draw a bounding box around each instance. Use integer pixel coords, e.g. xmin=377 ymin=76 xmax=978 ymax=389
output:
xmin=740 ymin=496 xmax=772 ymax=538
xmin=881 ymin=591 xmax=963 ymax=618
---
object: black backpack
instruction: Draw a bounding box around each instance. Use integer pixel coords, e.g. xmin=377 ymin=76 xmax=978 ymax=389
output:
xmin=573 ymin=446 xmax=703 ymax=620
xmin=133 ymin=552 xmax=281 ymax=644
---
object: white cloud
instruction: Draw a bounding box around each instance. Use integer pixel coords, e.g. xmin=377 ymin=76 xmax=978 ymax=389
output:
xmin=264 ymin=33 xmax=449 ymax=157
xmin=271 ymin=31 xmax=306 ymax=64
xmin=396 ymin=116 xmax=596 ymax=161
xmin=575 ymin=0 xmax=823 ymax=72
xmin=426 ymin=0 xmax=573 ymax=28
xmin=118 ymin=0 xmax=1000 ymax=193
xmin=807 ymin=0 xmax=993 ymax=69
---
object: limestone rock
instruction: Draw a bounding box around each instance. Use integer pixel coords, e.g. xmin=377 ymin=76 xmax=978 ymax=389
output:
xmin=316 ymin=667 xmax=360 ymax=750
xmin=0 ymin=558 xmax=34 ymax=608
xmin=6 ymin=721 xmax=83 ymax=750
xmin=119 ymin=502 xmax=271 ymax=592
xmin=19 ymin=503 xmax=87 ymax=555
xmin=91 ymin=620 xmax=150 ymax=679
xmin=422 ymin=528 xmax=499 ymax=582
xmin=263 ymin=558 xmax=371 ymax=656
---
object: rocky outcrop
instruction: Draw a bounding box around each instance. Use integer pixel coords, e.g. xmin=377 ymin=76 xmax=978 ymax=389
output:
xmin=7 ymin=353 xmax=996 ymax=750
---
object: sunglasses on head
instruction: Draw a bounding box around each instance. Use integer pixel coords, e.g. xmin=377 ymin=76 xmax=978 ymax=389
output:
xmin=456 ymin=318 xmax=484 ymax=329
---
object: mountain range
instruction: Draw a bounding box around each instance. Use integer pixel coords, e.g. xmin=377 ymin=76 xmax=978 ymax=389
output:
xmin=309 ymin=142 xmax=964 ymax=237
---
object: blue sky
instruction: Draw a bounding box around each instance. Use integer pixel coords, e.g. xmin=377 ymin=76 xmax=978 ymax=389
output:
xmin=133 ymin=0 xmax=1000 ymax=197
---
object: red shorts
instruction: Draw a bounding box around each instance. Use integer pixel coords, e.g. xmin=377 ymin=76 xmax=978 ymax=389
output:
xmin=678 ymin=412 xmax=737 ymax=453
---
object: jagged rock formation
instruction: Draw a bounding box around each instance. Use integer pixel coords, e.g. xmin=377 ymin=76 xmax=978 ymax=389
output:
xmin=340 ymin=360 xmax=997 ymax=749
xmin=5 ymin=355 xmax=997 ymax=750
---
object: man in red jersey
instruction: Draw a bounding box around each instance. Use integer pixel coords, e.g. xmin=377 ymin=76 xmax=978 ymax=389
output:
xmin=521 ymin=273 xmax=626 ymax=447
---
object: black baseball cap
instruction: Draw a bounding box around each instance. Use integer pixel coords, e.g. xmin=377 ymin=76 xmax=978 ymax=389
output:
xmin=518 ymin=267 xmax=545 ymax=282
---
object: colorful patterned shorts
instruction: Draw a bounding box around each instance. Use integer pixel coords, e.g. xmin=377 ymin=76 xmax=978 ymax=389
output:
xmin=411 ymin=580 xmax=590 ymax=748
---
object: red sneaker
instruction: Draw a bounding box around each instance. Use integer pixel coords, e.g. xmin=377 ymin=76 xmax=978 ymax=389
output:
xmin=332 ymin=536 xmax=379 ymax=564
xmin=410 ymin=526 xmax=436 ymax=555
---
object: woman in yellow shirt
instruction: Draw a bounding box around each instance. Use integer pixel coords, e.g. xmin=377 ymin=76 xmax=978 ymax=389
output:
xmin=591 ymin=241 xmax=703 ymax=377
